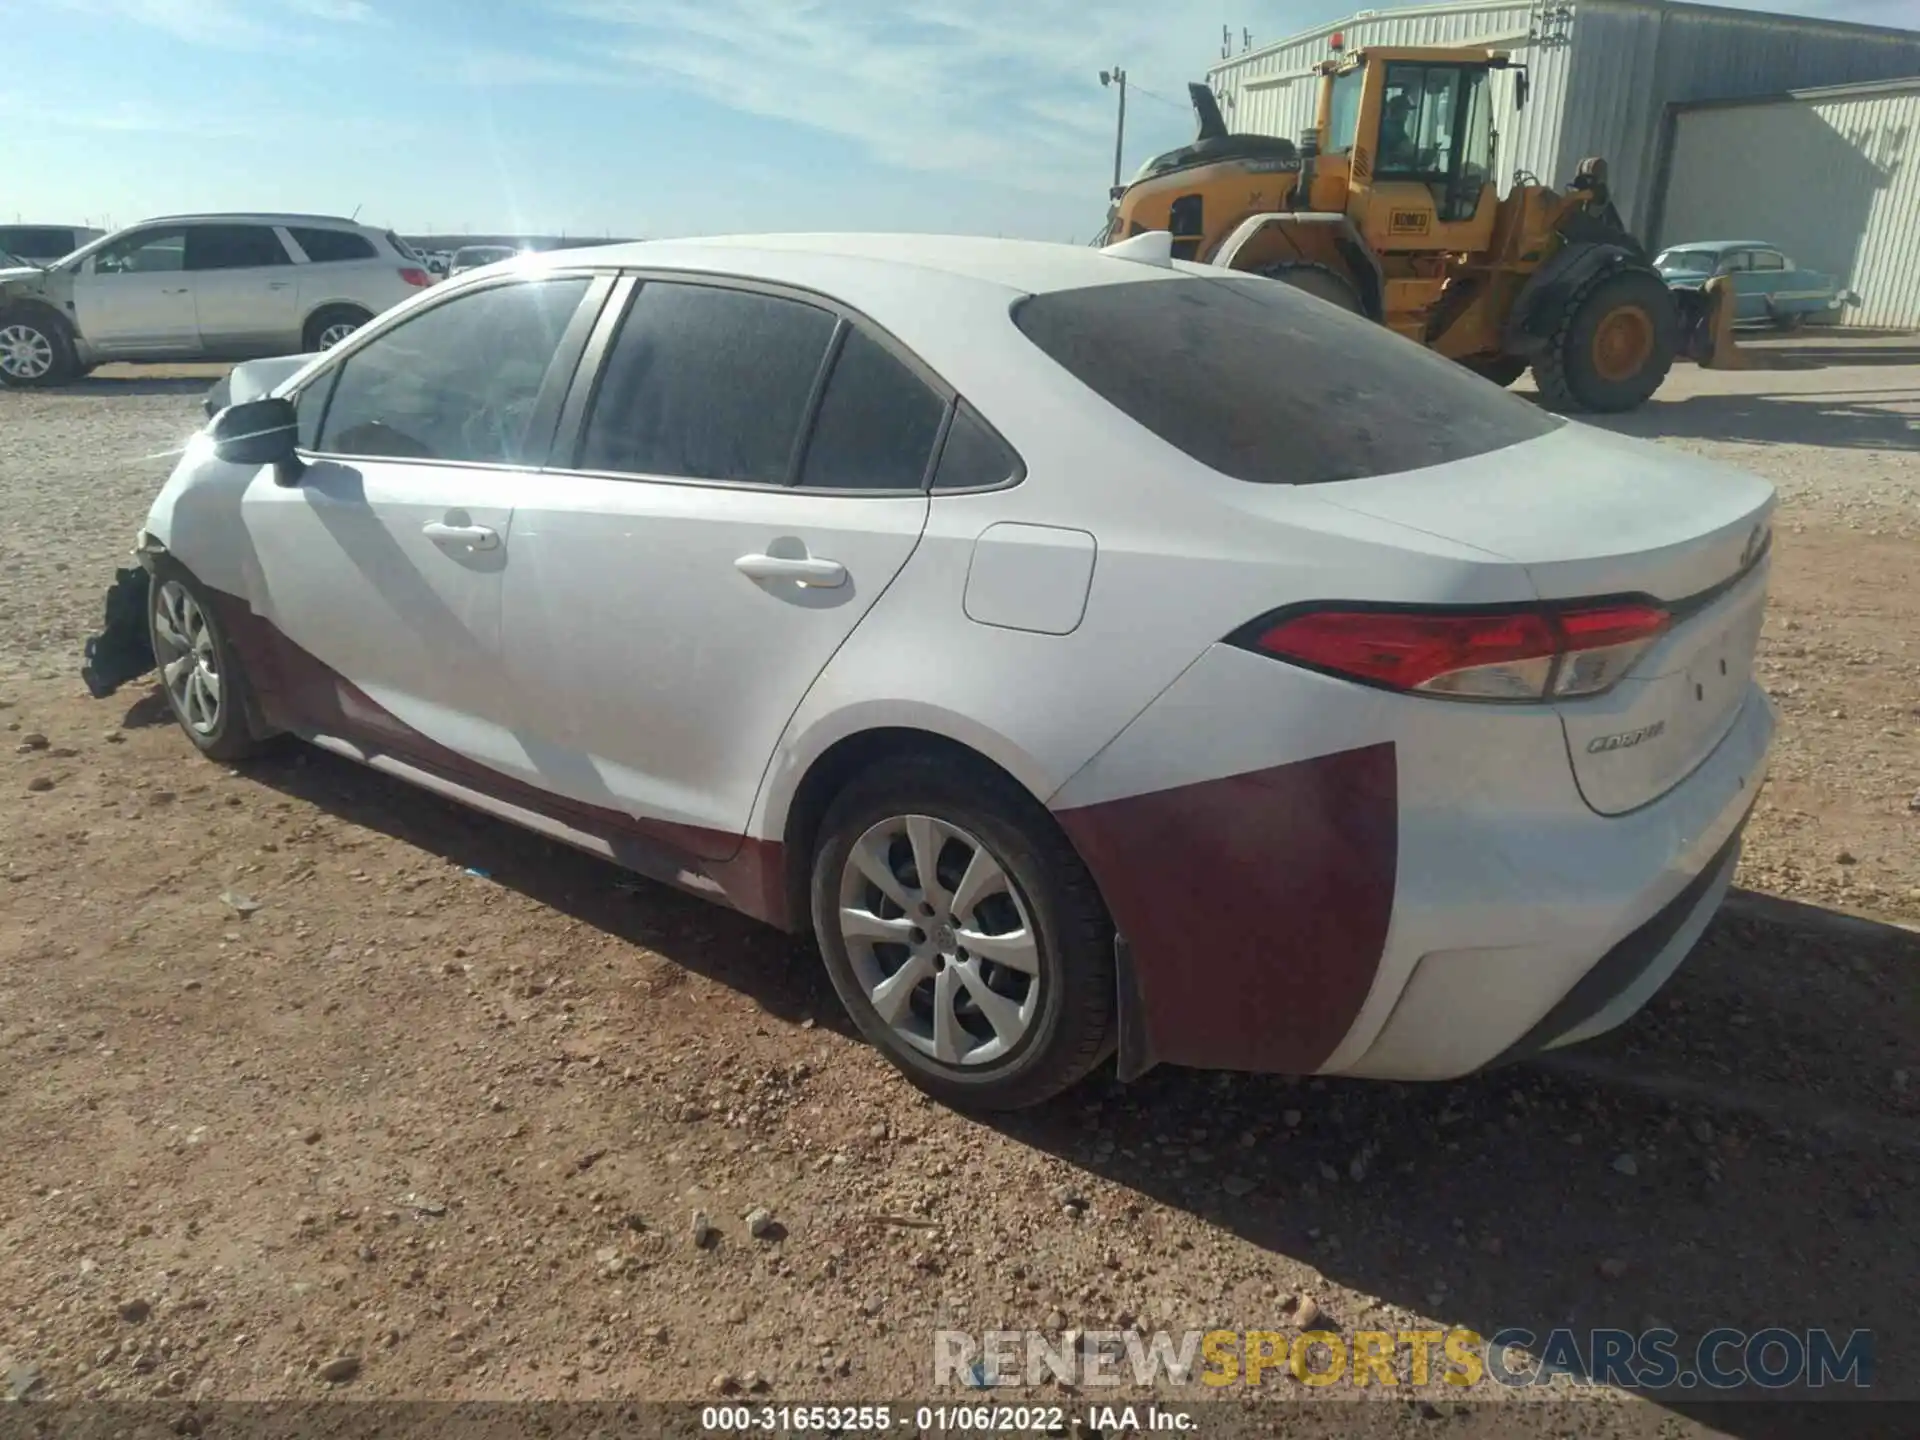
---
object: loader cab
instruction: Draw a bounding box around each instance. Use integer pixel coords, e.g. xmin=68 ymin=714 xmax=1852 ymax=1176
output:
xmin=1316 ymin=47 xmax=1502 ymax=256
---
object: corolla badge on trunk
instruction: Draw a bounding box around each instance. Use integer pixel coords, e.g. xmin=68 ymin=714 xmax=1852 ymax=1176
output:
xmin=1587 ymin=720 xmax=1666 ymax=754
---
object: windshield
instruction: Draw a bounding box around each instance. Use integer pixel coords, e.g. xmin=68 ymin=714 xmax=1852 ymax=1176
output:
xmin=454 ymin=246 xmax=514 ymax=266
xmin=1656 ymin=250 xmax=1716 ymax=273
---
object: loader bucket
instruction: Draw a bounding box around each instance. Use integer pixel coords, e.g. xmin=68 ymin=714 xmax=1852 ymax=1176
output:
xmin=1678 ymin=275 xmax=1755 ymax=371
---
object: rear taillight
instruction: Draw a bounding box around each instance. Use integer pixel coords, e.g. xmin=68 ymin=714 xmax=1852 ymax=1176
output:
xmin=1243 ymin=602 xmax=1670 ymax=702
xmin=399 ymin=267 xmax=431 ymax=287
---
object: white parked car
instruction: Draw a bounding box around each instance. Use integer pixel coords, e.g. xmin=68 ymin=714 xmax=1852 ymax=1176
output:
xmin=447 ymin=244 xmax=522 ymax=276
xmin=88 ymin=233 xmax=1776 ymax=1110
xmin=0 ymin=213 xmax=432 ymax=386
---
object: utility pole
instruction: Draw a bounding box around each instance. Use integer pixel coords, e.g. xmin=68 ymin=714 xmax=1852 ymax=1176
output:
xmin=1100 ymin=67 xmax=1127 ymax=195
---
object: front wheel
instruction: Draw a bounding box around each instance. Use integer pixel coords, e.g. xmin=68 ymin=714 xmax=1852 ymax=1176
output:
xmin=0 ymin=311 xmax=79 ymax=387
xmin=811 ymin=754 xmax=1115 ymax=1111
xmin=148 ymin=563 xmax=271 ymax=762
xmin=1533 ymin=267 xmax=1678 ymax=413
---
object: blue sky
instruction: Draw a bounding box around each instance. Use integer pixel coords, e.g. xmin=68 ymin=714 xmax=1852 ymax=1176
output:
xmin=3 ymin=0 xmax=1908 ymax=244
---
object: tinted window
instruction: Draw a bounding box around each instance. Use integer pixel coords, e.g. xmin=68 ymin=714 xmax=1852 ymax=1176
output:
xmin=580 ymin=282 xmax=837 ymax=484
xmin=93 ymin=227 xmax=187 ymax=275
xmin=290 ymin=226 xmax=377 ymax=263
xmin=933 ymin=402 xmax=1020 ymax=491
xmin=314 ymin=277 xmax=590 ymax=464
xmin=1752 ymin=251 xmax=1786 ymax=272
xmin=1014 ymin=276 xmax=1562 ymax=485
xmin=1720 ymin=252 xmax=1752 ymax=272
xmin=185 ymin=225 xmax=290 ymax=271
xmin=0 ymin=227 xmax=75 ymax=257
xmin=799 ymin=329 xmax=946 ymax=490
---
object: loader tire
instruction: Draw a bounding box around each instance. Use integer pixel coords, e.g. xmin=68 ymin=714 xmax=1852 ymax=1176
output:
xmin=1259 ymin=262 xmax=1364 ymax=314
xmin=1533 ymin=267 xmax=1676 ymax=414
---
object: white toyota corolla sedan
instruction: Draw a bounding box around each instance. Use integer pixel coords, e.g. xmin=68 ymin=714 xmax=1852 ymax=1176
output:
xmin=93 ymin=231 xmax=1776 ymax=1110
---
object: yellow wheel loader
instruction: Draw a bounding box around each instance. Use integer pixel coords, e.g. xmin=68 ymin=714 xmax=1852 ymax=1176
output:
xmin=1106 ymin=46 xmax=1734 ymax=411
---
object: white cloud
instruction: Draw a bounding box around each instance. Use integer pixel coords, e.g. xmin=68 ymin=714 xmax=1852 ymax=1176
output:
xmin=556 ymin=0 xmax=1213 ymax=192
xmin=37 ymin=0 xmax=379 ymax=48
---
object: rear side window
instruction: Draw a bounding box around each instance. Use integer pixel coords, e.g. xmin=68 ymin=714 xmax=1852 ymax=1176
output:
xmin=290 ymin=227 xmax=377 ymax=263
xmin=933 ymin=402 xmax=1020 ymax=491
xmin=580 ymin=282 xmax=837 ymax=484
xmin=1013 ymin=277 xmax=1562 ymax=485
xmin=185 ymin=225 xmax=290 ymax=271
xmin=799 ymin=329 xmax=947 ymax=491
xmin=312 ymin=277 xmax=591 ymax=464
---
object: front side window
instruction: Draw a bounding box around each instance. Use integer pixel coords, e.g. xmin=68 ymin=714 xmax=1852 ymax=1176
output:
xmin=1751 ymin=251 xmax=1787 ymax=272
xmin=1656 ymin=250 xmax=1715 ymax=275
xmin=311 ymin=276 xmax=591 ymax=465
xmin=1719 ymin=251 xmax=1753 ymax=273
xmin=185 ymin=225 xmax=291 ymax=271
xmin=579 ymin=281 xmax=837 ymax=484
xmin=92 ymin=227 xmax=187 ymax=275
xmin=798 ymin=328 xmax=947 ymax=490
xmin=1015 ymin=275 xmax=1562 ymax=485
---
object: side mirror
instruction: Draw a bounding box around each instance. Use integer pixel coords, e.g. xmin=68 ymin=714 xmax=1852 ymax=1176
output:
xmin=210 ymin=396 xmax=302 ymax=481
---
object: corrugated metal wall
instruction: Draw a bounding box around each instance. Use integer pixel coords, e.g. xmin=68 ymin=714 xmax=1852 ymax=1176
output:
xmin=1566 ymin=2 xmax=1920 ymax=233
xmin=1209 ymin=0 xmax=1920 ymax=234
xmin=1658 ymin=83 xmax=1920 ymax=328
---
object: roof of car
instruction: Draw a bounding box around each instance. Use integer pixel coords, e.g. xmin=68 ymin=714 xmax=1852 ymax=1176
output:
xmin=537 ymin=232 xmax=1180 ymax=297
xmin=139 ymin=212 xmax=369 ymax=228
xmin=1662 ymin=240 xmax=1778 ymax=253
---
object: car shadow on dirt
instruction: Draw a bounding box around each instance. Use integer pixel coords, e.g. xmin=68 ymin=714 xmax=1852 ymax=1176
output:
xmin=49 ymin=376 xmax=215 ymax=397
xmin=238 ymin=739 xmax=850 ymax=1030
xmin=232 ymin=739 xmax=1914 ymax=1427
xmin=1586 ymin=390 xmax=1920 ymax=450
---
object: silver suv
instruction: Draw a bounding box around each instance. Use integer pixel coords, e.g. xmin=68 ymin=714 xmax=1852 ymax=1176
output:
xmin=0 ymin=213 xmax=432 ymax=387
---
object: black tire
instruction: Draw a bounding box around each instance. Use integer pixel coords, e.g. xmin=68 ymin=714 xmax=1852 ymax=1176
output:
xmin=0 ymin=307 xmax=80 ymax=388
xmin=1531 ymin=267 xmax=1677 ymax=414
xmin=302 ymin=304 xmax=373 ymax=353
xmin=1258 ymin=261 xmax=1364 ymax=314
xmin=147 ymin=559 xmax=272 ymax=762
xmin=810 ymin=753 xmax=1115 ymax=1111
xmin=1461 ymin=355 xmax=1529 ymax=388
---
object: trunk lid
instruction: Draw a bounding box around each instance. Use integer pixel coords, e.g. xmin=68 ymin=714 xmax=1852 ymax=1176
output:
xmin=1315 ymin=423 xmax=1776 ymax=814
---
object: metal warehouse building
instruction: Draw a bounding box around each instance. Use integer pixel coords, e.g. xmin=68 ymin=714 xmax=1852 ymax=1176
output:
xmin=1207 ymin=0 xmax=1920 ymax=326
xmin=1651 ymin=79 xmax=1920 ymax=328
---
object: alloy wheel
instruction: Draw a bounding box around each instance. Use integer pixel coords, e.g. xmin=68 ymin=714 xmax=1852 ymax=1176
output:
xmin=837 ymin=814 xmax=1042 ymax=1067
xmin=0 ymin=323 xmax=54 ymax=381
xmin=316 ymin=321 xmax=359 ymax=349
xmin=152 ymin=580 xmax=222 ymax=735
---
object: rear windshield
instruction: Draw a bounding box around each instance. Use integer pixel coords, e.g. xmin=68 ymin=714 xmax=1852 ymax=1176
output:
xmin=1013 ymin=276 xmax=1563 ymax=485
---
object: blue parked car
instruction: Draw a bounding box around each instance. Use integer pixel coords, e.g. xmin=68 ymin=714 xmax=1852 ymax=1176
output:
xmin=1653 ymin=240 xmax=1860 ymax=331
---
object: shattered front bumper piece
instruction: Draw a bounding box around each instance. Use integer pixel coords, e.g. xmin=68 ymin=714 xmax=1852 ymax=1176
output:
xmin=80 ymin=563 xmax=154 ymax=699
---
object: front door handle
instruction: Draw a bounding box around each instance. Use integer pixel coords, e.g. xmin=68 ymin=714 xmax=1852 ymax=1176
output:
xmin=267 ymin=281 xmax=292 ymax=291
xmin=423 ymin=521 xmax=500 ymax=551
xmin=735 ymin=552 xmax=847 ymax=588
xmin=162 ymin=287 xmax=190 ymax=295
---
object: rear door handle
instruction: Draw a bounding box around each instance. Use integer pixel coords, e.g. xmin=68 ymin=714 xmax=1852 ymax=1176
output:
xmin=161 ymin=287 xmax=190 ymax=295
xmin=423 ymin=521 xmax=500 ymax=551
xmin=735 ymin=553 xmax=847 ymax=588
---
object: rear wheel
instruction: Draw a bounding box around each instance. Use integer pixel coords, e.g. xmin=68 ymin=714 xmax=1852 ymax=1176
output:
xmin=1771 ymin=309 xmax=1804 ymax=334
xmin=810 ymin=753 xmax=1114 ymax=1111
xmin=1258 ymin=262 xmax=1364 ymax=314
xmin=0 ymin=310 xmax=79 ymax=388
xmin=1533 ymin=267 xmax=1677 ymax=413
xmin=302 ymin=305 xmax=372 ymax=352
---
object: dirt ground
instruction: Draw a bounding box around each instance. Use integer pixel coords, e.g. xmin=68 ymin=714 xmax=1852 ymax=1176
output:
xmin=0 ymin=339 xmax=1915 ymax=1435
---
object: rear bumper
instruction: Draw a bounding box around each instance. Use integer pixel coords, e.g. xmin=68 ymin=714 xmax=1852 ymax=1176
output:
xmin=1330 ymin=682 xmax=1773 ymax=1080
xmin=1056 ymin=639 xmax=1773 ymax=1084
